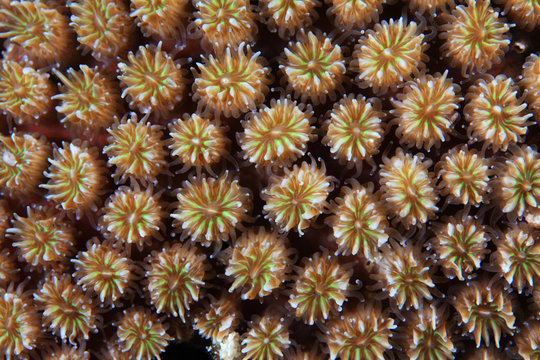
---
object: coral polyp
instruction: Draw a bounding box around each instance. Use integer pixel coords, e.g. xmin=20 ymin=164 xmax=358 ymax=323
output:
xmin=406 ymin=0 xmax=453 ymax=13
xmin=287 ymin=348 xmax=321 ymax=360
xmin=210 ymin=332 xmax=242 ymax=360
xmin=238 ymin=98 xmax=315 ymax=168
xmin=440 ymin=0 xmax=510 ymax=75
xmin=116 ymin=307 xmax=172 ymax=360
xmin=192 ymin=0 xmax=256 ymax=52
xmin=130 ymin=0 xmax=189 ymax=40
xmin=453 ymin=280 xmax=515 ymax=348
xmin=192 ymin=43 xmax=271 ymax=118
xmin=262 ymin=160 xmax=334 ymax=234
xmin=42 ymin=140 xmax=106 ymax=217
xmin=0 ymin=132 xmax=50 ymax=196
xmin=466 ymin=347 xmax=506 ymax=360
xmin=289 ymin=252 xmax=351 ymax=324
xmin=324 ymin=302 xmax=396 ymax=360
xmin=497 ymin=145 xmax=540 ymax=218
xmin=0 ymin=250 xmax=18 ymax=286
xmin=34 ymin=273 xmax=97 ymax=344
xmin=42 ymin=344 xmax=90 ymax=360
xmin=352 ymin=17 xmax=426 ymax=94
xmin=146 ymin=242 xmax=207 ymax=320
xmin=99 ymin=186 xmax=164 ymax=249
xmin=171 ymin=172 xmax=251 ymax=247
xmin=521 ymin=53 xmax=540 ymax=118
xmin=103 ymin=113 xmax=168 ymax=185
xmin=0 ymin=1 xmax=72 ymax=66
xmin=118 ymin=43 xmax=184 ymax=116
xmin=438 ymin=146 xmax=491 ymax=206
xmin=391 ymin=71 xmax=462 ymax=150
xmin=0 ymin=200 xmax=9 ymax=237
xmin=379 ymin=148 xmax=438 ymax=228
xmin=72 ymin=240 xmax=135 ymax=306
xmin=280 ymin=31 xmax=346 ymax=104
xmin=499 ymin=0 xmax=540 ymax=30
xmin=326 ymin=0 xmax=383 ymax=30
xmin=193 ymin=296 xmax=240 ymax=343
xmin=375 ymin=241 xmax=435 ymax=310
xmin=52 ymin=65 xmax=119 ymax=132
xmin=69 ymin=0 xmax=134 ymax=60
xmin=402 ymin=304 xmax=455 ymax=360
xmin=168 ymin=113 xmax=230 ymax=173
xmin=0 ymin=59 xmax=54 ymax=124
xmin=7 ymin=205 xmax=74 ymax=270
xmin=0 ymin=288 xmax=41 ymax=359
xmin=431 ymin=215 xmax=489 ymax=281
xmin=492 ymin=224 xmax=540 ymax=293
xmin=327 ymin=181 xmax=389 ymax=260
xmin=515 ymin=320 xmax=540 ymax=360
xmin=224 ymin=228 xmax=291 ymax=300
xmin=464 ymin=75 xmax=531 ymax=152
xmin=241 ymin=314 xmax=290 ymax=360
xmin=260 ymin=0 xmax=319 ymax=37
xmin=322 ymin=94 xmax=384 ymax=168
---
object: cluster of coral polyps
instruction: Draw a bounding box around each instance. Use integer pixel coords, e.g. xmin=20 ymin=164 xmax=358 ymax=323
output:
xmin=0 ymin=0 xmax=539 ymax=359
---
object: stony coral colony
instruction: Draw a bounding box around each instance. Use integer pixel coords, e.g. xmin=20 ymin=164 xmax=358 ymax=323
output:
xmin=0 ymin=0 xmax=539 ymax=359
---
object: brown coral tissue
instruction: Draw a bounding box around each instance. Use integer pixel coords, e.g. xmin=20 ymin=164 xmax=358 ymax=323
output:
xmin=0 ymin=0 xmax=539 ymax=359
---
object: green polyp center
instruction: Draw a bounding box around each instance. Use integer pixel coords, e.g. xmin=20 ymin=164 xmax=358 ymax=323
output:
xmin=129 ymin=139 xmax=145 ymax=155
xmin=313 ymin=280 xmax=330 ymax=296
xmin=521 ymin=181 xmax=533 ymax=192
xmin=3 ymin=76 xmax=33 ymax=106
xmin=219 ymin=76 xmax=231 ymax=88
xmin=513 ymin=250 xmax=529 ymax=263
xmin=352 ymin=126 xmax=363 ymax=137
xmin=418 ymin=329 xmax=437 ymax=347
xmin=246 ymin=253 xmax=272 ymax=279
xmin=404 ymin=181 xmax=420 ymax=200
xmin=100 ymin=267 xmax=117 ymax=278
xmin=205 ymin=203 xmax=221 ymax=216
xmin=34 ymin=224 xmax=54 ymax=244
xmin=376 ymin=47 xmax=396 ymax=69
xmin=76 ymin=91 xmax=94 ymax=112
xmin=473 ymin=27 xmax=487 ymax=43
xmin=191 ymin=137 xmax=202 ymax=147
xmin=307 ymin=60 xmax=319 ymax=71
xmin=12 ymin=82 xmax=30 ymax=98
xmin=492 ymin=104 xmax=503 ymax=114
xmin=290 ymin=196 xmax=300 ymax=207
xmin=216 ymin=8 xmax=227 ymax=19
xmin=421 ymin=103 xmax=438 ymax=121
xmin=399 ymin=268 xmax=420 ymax=284
xmin=459 ymin=170 xmax=474 ymax=184
xmin=167 ymin=269 xmax=187 ymax=291
xmin=145 ymin=72 xmax=166 ymax=93
xmin=58 ymin=298 xmax=84 ymax=322
xmin=2 ymin=150 xmax=19 ymax=168
xmin=68 ymin=167 xmax=83 ymax=185
xmin=472 ymin=303 xmax=498 ymax=318
xmin=453 ymin=237 xmax=470 ymax=255
xmin=25 ymin=22 xmax=45 ymax=40
xmin=129 ymin=211 xmax=141 ymax=226
xmin=382 ymin=47 xmax=393 ymax=58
